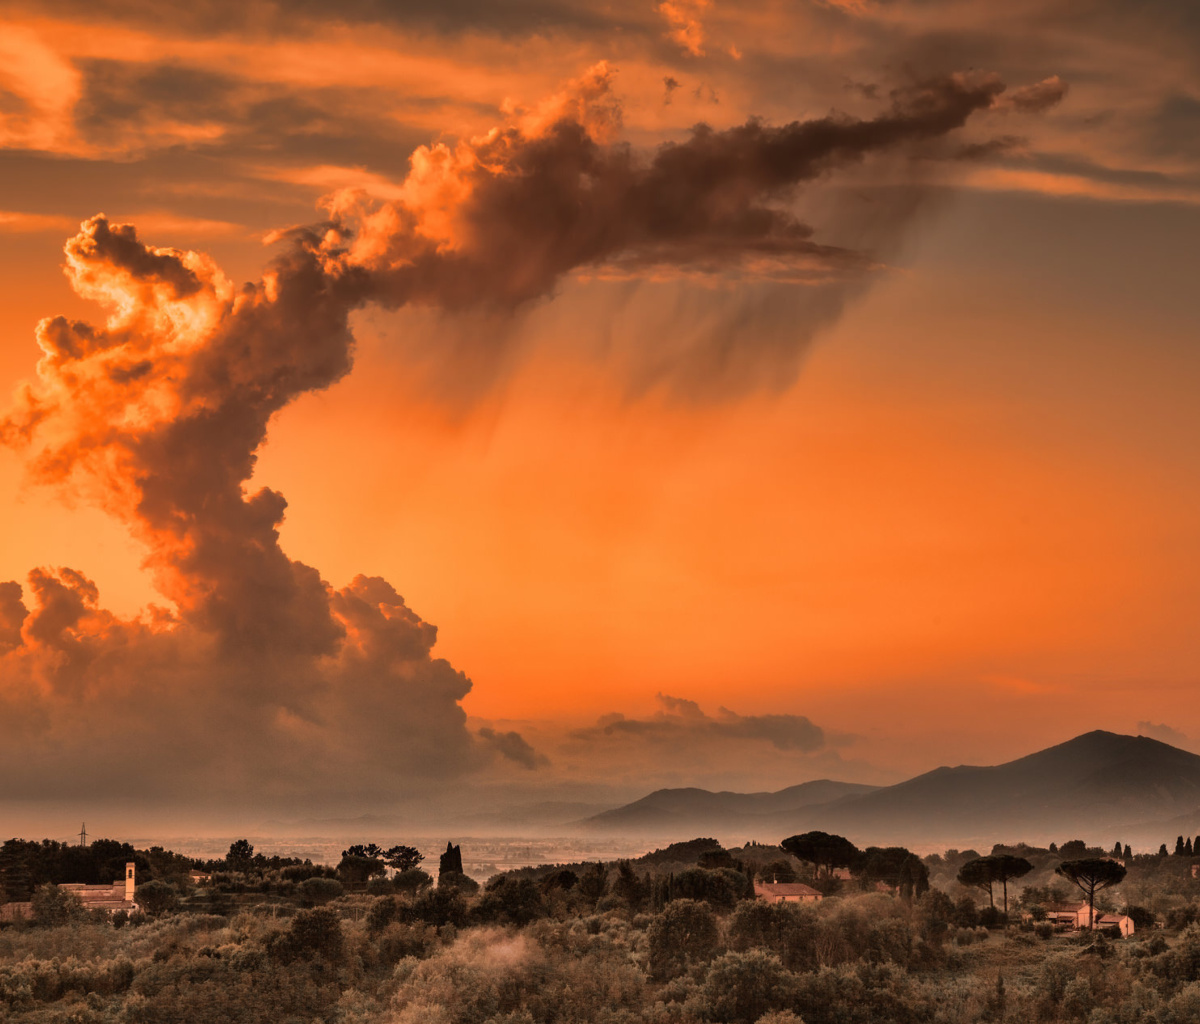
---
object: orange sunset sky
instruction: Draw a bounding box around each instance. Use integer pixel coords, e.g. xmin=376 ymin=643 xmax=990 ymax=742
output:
xmin=0 ymin=0 xmax=1197 ymax=832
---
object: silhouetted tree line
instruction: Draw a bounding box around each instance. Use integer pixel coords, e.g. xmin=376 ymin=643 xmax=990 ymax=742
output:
xmin=9 ymin=830 xmax=1200 ymax=1024
xmin=0 ymin=838 xmax=151 ymax=900
xmin=197 ymin=838 xmax=314 ymax=874
xmin=780 ymin=831 xmax=930 ymax=899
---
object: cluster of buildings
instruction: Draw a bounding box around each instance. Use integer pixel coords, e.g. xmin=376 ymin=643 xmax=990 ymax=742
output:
xmin=0 ymin=853 xmax=1149 ymax=939
xmin=0 ymin=862 xmax=139 ymax=922
xmin=1042 ymin=900 xmax=1135 ymax=937
xmin=750 ymin=878 xmax=1136 ymax=938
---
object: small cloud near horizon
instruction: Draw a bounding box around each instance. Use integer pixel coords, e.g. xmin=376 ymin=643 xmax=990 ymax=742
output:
xmin=571 ymin=692 xmax=848 ymax=753
xmin=477 ymin=726 xmax=550 ymax=770
xmin=1137 ymin=721 xmax=1197 ymax=751
xmin=537 ymin=693 xmax=883 ymax=793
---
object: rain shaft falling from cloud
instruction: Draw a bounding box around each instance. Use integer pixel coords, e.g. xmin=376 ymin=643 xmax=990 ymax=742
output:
xmin=0 ymin=63 xmax=1052 ymax=814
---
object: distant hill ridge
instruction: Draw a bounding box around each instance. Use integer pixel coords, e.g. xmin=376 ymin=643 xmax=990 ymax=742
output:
xmin=578 ymin=731 xmax=1200 ymax=848
xmin=582 ymin=780 xmax=879 ymax=830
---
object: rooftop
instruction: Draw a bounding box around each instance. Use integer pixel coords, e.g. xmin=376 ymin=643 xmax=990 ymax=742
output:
xmin=755 ymin=881 xmax=822 ymax=898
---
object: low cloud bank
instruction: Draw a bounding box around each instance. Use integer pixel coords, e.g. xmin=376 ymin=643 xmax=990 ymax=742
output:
xmin=573 ymin=694 xmax=834 ymax=753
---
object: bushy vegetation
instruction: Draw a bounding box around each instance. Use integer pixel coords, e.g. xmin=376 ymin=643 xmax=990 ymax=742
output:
xmin=2 ymin=833 xmax=1200 ymax=1023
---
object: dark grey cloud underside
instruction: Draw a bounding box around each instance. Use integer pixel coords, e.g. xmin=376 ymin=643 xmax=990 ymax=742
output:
xmin=1149 ymin=95 xmax=1200 ymax=158
xmin=0 ymin=150 xmax=308 ymax=229
xmin=75 ymin=60 xmax=448 ymax=173
xmin=1 ymin=0 xmax=642 ymax=38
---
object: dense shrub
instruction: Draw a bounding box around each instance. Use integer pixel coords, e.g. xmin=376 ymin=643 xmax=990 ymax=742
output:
xmin=9 ymin=839 xmax=1200 ymax=1024
xmin=394 ymin=868 xmax=434 ymax=894
xmin=297 ymin=876 xmax=344 ymax=906
xmin=136 ymin=880 xmax=180 ymax=918
xmin=978 ymin=906 xmax=1006 ymax=929
xmin=540 ymin=868 xmax=578 ymax=893
xmin=1123 ymin=905 xmax=1156 ymax=930
xmin=701 ymin=949 xmax=797 ymax=1023
xmin=915 ymin=888 xmax=956 ymax=944
xmin=729 ymin=900 xmax=820 ymax=972
xmin=437 ymin=871 xmax=480 ymax=895
xmin=367 ymin=875 xmax=395 ymax=895
xmin=407 ymin=885 xmax=469 ymax=928
xmin=30 ymin=885 xmax=86 ymax=927
xmin=267 ymin=907 xmax=345 ymax=965
xmin=366 ymin=895 xmax=400 ymax=934
xmin=474 ymin=877 xmax=548 ymax=927
xmin=757 ymin=859 xmax=799 ymax=883
xmin=575 ymin=863 xmax=609 ymax=907
xmin=280 ymin=863 xmax=336 ymax=883
xmin=374 ymin=921 xmax=435 ymax=967
xmin=791 ymin=962 xmax=928 ymax=1024
xmin=1166 ymin=904 xmax=1200 ymax=930
xmin=668 ymin=867 xmax=748 ymax=910
xmin=647 ymin=900 xmax=719 ymax=981
xmin=952 ymin=894 xmax=980 ymax=928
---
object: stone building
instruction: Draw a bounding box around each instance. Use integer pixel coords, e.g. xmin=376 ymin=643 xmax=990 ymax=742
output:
xmin=0 ymin=861 xmax=139 ymax=921
xmin=59 ymin=861 xmax=139 ymax=912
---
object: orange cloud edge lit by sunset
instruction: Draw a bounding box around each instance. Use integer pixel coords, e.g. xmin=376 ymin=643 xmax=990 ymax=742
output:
xmin=0 ymin=0 xmax=1197 ymax=832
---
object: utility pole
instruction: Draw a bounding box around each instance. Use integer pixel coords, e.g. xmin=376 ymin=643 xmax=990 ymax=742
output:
xmin=79 ymin=823 xmax=88 ymax=847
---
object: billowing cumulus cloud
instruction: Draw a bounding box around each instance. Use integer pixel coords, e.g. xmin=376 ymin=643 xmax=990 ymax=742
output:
xmin=0 ymin=0 xmax=1188 ymax=236
xmin=321 ymin=63 xmax=1016 ymax=305
xmin=658 ymin=0 xmax=712 ymax=57
xmin=0 ymin=62 xmax=1032 ymax=816
xmin=0 ymin=214 xmax=481 ymax=811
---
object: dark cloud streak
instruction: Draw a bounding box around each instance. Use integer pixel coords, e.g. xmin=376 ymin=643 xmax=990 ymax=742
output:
xmin=3 ymin=0 xmax=638 ymax=40
xmin=478 ymin=727 xmax=550 ymax=769
xmin=342 ymin=70 xmax=1012 ymax=311
xmin=571 ymin=694 xmax=833 ymax=754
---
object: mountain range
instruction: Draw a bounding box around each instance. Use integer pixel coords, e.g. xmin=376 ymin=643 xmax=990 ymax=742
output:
xmin=580 ymin=780 xmax=879 ymax=833
xmin=576 ymin=731 xmax=1200 ymax=850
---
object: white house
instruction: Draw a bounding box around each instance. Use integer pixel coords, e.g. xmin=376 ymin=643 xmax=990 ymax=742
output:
xmin=754 ymin=881 xmax=823 ymax=903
